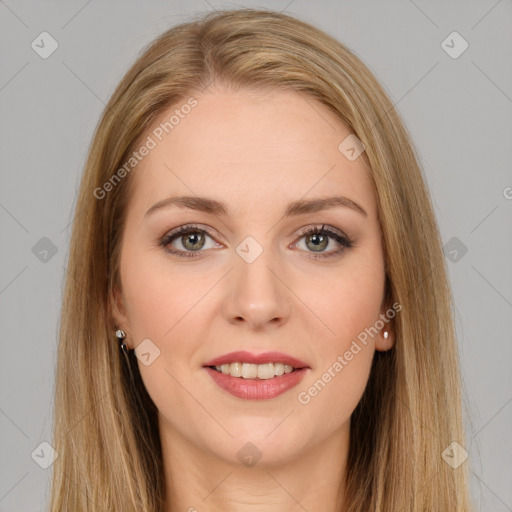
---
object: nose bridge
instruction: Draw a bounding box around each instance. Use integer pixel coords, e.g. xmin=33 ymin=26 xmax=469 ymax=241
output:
xmin=224 ymin=236 xmax=291 ymax=327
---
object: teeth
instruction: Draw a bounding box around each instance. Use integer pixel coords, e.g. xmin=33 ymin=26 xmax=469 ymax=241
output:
xmin=274 ymin=363 xmax=285 ymax=376
xmin=230 ymin=362 xmax=242 ymax=377
xmin=242 ymin=362 xmax=258 ymax=379
xmin=213 ymin=362 xmax=298 ymax=379
xmin=257 ymin=363 xmax=274 ymax=380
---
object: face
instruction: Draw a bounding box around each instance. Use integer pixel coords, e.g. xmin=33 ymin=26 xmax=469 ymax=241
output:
xmin=112 ymin=85 xmax=394 ymax=466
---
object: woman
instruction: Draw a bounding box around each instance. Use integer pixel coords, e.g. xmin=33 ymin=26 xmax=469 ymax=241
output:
xmin=49 ymin=8 xmax=472 ymax=511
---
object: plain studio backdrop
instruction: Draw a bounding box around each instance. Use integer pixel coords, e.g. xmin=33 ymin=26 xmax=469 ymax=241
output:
xmin=0 ymin=1 xmax=511 ymax=510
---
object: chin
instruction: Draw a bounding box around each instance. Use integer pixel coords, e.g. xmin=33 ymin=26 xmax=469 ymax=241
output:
xmin=202 ymin=419 xmax=309 ymax=467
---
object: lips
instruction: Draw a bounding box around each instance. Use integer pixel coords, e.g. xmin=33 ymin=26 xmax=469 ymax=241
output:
xmin=203 ymin=350 xmax=309 ymax=369
xmin=202 ymin=350 xmax=311 ymax=400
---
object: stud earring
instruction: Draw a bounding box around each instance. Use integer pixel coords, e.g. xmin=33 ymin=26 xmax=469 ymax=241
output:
xmin=383 ymin=330 xmax=389 ymax=339
xmin=115 ymin=329 xmax=129 ymax=353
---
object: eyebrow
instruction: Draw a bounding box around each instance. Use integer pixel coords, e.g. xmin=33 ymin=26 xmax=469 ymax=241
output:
xmin=144 ymin=194 xmax=368 ymax=218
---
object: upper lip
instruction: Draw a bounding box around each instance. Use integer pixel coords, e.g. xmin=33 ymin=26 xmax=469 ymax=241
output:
xmin=203 ymin=351 xmax=310 ymax=369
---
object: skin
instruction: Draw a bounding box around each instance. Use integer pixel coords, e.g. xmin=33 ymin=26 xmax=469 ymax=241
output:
xmin=112 ymin=84 xmax=395 ymax=512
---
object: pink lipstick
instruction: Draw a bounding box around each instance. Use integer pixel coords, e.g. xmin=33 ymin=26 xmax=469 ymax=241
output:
xmin=203 ymin=351 xmax=310 ymax=400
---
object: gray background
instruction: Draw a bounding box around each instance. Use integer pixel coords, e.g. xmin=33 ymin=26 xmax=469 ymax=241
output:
xmin=1 ymin=1 xmax=511 ymax=510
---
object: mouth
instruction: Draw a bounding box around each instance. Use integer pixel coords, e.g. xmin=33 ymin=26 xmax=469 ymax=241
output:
xmin=207 ymin=362 xmax=302 ymax=379
xmin=203 ymin=350 xmax=309 ymax=376
xmin=202 ymin=351 xmax=310 ymax=400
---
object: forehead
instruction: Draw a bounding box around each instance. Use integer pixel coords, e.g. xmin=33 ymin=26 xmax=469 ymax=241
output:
xmin=126 ymin=85 xmax=376 ymax=218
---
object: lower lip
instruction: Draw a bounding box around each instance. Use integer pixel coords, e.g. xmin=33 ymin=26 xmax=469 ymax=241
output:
xmin=204 ymin=367 xmax=309 ymax=400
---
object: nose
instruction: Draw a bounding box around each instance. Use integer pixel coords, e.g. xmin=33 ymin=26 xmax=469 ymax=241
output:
xmin=222 ymin=245 xmax=292 ymax=330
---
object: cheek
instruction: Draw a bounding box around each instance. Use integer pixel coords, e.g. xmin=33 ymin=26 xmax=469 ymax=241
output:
xmin=295 ymin=348 xmax=374 ymax=440
xmin=294 ymin=281 xmax=379 ymax=432
xmin=309 ymin=246 xmax=386 ymax=352
xmin=120 ymin=245 xmax=214 ymax=341
xmin=294 ymin=249 xmax=385 ymax=420
xmin=119 ymin=247 xmax=219 ymax=398
xmin=118 ymin=249 xmax=212 ymax=421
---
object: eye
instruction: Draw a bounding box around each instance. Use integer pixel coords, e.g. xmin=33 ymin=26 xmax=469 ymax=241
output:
xmin=159 ymin=224 xmax=219 ymax=258
xmin=158 ymin=223 xmax=353 ymax=259
xmin=293 ymin=224 xmax=352 ymax=259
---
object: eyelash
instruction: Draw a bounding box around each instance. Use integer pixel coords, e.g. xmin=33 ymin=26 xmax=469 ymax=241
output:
xmin=158 ymin=223 xmax=353 ymax=260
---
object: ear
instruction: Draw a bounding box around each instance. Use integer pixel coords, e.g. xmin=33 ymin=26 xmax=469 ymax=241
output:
xmin=375 ymin=302 xmax=396 ymax=352
xmin=109 ymin=286 xmax=131 ymax=347
xmin=375 ymin=279 xmax=397 ymax=352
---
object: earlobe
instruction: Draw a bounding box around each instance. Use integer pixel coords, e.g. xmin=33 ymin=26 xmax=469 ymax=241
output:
xmin=375 ymin=328 xmax=395 ymax=351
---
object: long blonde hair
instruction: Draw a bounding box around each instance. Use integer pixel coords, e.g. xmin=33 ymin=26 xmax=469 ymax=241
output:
xmin=49 ymin=8 xmax=471 ymax=511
